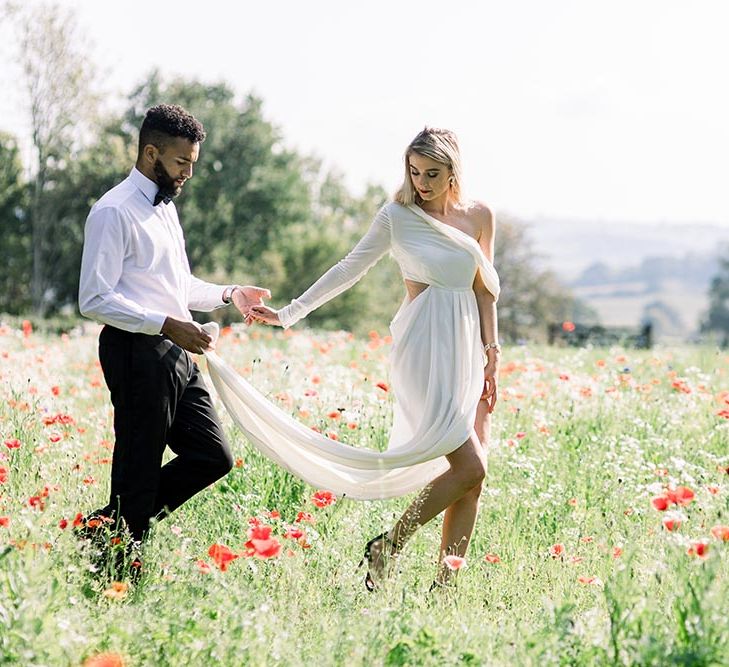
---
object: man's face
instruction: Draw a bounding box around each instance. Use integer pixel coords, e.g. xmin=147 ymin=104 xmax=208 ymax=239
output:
xmin=152 ymin=137 xmax=200 ymax=198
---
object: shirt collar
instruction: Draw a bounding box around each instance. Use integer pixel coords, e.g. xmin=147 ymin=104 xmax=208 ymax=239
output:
xmin=129 ymin=167 xmax=161 ymax=206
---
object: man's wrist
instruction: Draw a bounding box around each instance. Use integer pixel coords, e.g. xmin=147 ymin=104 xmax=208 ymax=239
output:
xmin=222 ymin=285 xmax=238 ymax=304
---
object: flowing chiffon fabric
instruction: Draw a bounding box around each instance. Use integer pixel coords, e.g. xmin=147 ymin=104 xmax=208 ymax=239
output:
xmin=204 ymin=203 xmax=500 ymax=500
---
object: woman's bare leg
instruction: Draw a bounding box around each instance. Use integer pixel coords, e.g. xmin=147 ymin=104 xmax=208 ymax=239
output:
xmin=435 ymin=407 xmax=491 ymax=585
xmin=366 ymin=433 xmax=487 ymax=581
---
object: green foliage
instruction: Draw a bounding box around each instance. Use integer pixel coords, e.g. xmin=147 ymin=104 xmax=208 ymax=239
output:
xmin=0 ymin=133 xmax=30 ymax=312
xmin=10 ymin=2 xmax=99 ymax=315
xmin=495 ymin=215 xmax=588 ymax=341
xmin=702 ymin=253 xmax=729 ymax=345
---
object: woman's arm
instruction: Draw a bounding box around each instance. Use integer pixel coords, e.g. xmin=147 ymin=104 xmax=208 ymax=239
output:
xmin=249 ymin=205 xmax=392 ymax=328
xmin=472 ymin=203 xmax=499 ymax=413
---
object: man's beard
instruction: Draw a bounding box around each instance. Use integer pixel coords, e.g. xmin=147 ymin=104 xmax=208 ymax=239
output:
xmin=153 ymin=159 xmax=182 ymax=198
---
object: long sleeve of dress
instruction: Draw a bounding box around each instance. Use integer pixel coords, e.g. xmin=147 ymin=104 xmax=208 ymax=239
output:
xmin=277 ymin=205 xmax=392 ymax=328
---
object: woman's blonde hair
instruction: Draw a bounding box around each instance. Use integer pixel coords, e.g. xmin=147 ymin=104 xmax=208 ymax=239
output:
xmin=394 ymin=127 xmax=463 ymax=206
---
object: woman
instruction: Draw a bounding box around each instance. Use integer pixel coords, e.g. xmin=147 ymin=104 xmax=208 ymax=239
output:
xmin=244 ymin=127 xmax=501 ymax=590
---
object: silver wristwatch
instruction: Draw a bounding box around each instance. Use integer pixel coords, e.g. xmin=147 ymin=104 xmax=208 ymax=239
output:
xmin=222 ymin=286 xmax=236 ymax=304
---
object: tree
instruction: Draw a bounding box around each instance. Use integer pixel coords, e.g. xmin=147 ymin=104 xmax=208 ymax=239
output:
xmin=494 ymin=215 xmax=584 ymax=342
xmin=10 ymin=2 xmax=98 ymax=315
xmin=0 ymin=133 xmax=30 ymax=312
xmin=260 ymin=174 xmax=401 ymax=333
xmin=702 ymin=253 xmax=729 ymax=345
xmin=119 ymin=72 xmax=314 ymax=276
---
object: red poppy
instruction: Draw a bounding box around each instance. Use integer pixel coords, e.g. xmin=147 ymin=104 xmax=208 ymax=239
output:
xmin=612 ymin=547 xmax=623 ymax=559
xmin=28 ymin=495 xmax=45 ymax=511
xmin=0 ymin=517 xmax=9 ymax=528
xmin=208 ymin=544 xmax=239 ymax=571
xmin=484 ymin=553 xmax=501 ymax=564
xmin=515 ymin=432 xmax=527 ymax=439
xmin=666 ymin=486 xmax=694 ymax=506
xmin=443 ymin=555 xmax=466 ymax=570
xmin=58 ymin=518 xmax=68 ymax=530
xmin=295 ymin=511 xmax=315 ymax=524
xmin=83 ymin=653 xmax=125 ymax=667
xmin=376 ymin=382 xmax=389 ymax=392
xmin=103 ymin=581 xmax=128 ymax=600
xmin=662 ymin=516 xmax=681 ymax=532
xmin=21 ymin=320 xmax=32 ymax=337
xmin=284 ymin=525 xmax=305 ymax=540
xmin=710 ymin=525 xmax=729 ymax=541
xmin=244 ymin=524 xmax=282 ymax=559
xmin=671 ymin=380 xmax=692 ymax=394
xmin=651 ymin=496 xmax=670 ymax=511
xmin=196 ymin=559 xmax=212 ymax=574
xmin=312 ymin=490 xmax=336 ymax=508
xmin=4 ymin=439 xmax=20 ymax=450
xmin=0 ymin=466 xmax=7 ymax=484
xmin=51 ymin=386 xmax=61 ymax=396
xmin=562 ymin=321 xmax=576 ymax=333
xmin=687 ymin=541 xmax=709 ymax=558
xmin=549 ymin=543 xmax=565 ymax=558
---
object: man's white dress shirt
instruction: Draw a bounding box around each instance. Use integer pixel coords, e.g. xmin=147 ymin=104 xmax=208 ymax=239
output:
xmin=79 ymin=168 xmax=231 ymax=334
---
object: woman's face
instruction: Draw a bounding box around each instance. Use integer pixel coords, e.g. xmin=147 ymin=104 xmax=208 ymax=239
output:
xmin=408 ymin=152 xmax=451 ymax=202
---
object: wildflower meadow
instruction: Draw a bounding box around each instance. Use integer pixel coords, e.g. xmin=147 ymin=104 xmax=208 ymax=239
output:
xmin=1 ymin=321 xmax=728 ymax=666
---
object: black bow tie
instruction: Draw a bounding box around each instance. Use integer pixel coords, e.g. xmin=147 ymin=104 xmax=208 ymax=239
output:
xmin=154 ymin=192 xmax=171 ymax=206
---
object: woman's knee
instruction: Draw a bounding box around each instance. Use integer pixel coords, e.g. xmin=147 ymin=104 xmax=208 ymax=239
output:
xmin=448 ymin=438 xmax=487 ymax=488
xmin=465 ymin=459 xmax=486 ymax=490
xmin=457 ymin=453 xmax=486 ymax=491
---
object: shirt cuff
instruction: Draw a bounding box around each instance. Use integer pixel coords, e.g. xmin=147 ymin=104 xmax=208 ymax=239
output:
xmin=140 ymin=311 xmax=168 ymax=335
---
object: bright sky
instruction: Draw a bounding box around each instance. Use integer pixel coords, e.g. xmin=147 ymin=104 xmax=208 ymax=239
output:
xmin=2 ymin=0 xmax=728 ymax=225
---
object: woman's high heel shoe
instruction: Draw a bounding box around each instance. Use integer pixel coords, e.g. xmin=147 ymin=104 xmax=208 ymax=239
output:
xmin=359 ymin=531 xmax=393 ymax=592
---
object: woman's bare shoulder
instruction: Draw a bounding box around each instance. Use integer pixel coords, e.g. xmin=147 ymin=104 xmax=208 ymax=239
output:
xmin=464 ymin=200 xmax=494 ymax=230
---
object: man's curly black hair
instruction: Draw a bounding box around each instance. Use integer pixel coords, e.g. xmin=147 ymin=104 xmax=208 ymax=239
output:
xmin=138 ymin=104 xmax=206 ymax=154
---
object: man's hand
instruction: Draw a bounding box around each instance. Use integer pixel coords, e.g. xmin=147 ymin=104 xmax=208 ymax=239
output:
xmin=161 ymin=317 xmax=213 ymax=354
xmin=231 ymin=285 xmax=272 ymax=317
xmin=246 ymin=305 xmax=282 ymax=327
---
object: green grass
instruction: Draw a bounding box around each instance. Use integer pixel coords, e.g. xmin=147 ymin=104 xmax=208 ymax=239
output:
xmin=0 ymin=324 xmax=728 ymax=666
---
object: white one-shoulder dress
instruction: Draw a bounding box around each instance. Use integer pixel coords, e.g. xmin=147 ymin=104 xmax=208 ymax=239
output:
xmin=204 ymin=202 xmax=500 ymax=500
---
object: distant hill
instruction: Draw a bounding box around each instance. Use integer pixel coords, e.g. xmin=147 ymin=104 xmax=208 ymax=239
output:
xmin=521 ymin=218 xmax=729 ymax=339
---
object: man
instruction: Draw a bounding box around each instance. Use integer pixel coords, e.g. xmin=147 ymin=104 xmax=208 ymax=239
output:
xmin=78 ymin=104 xmax=267 ymax=569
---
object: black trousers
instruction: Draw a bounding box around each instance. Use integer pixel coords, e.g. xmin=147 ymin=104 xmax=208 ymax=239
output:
xmin=96 ymin=325 xmax=233 ymax=540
